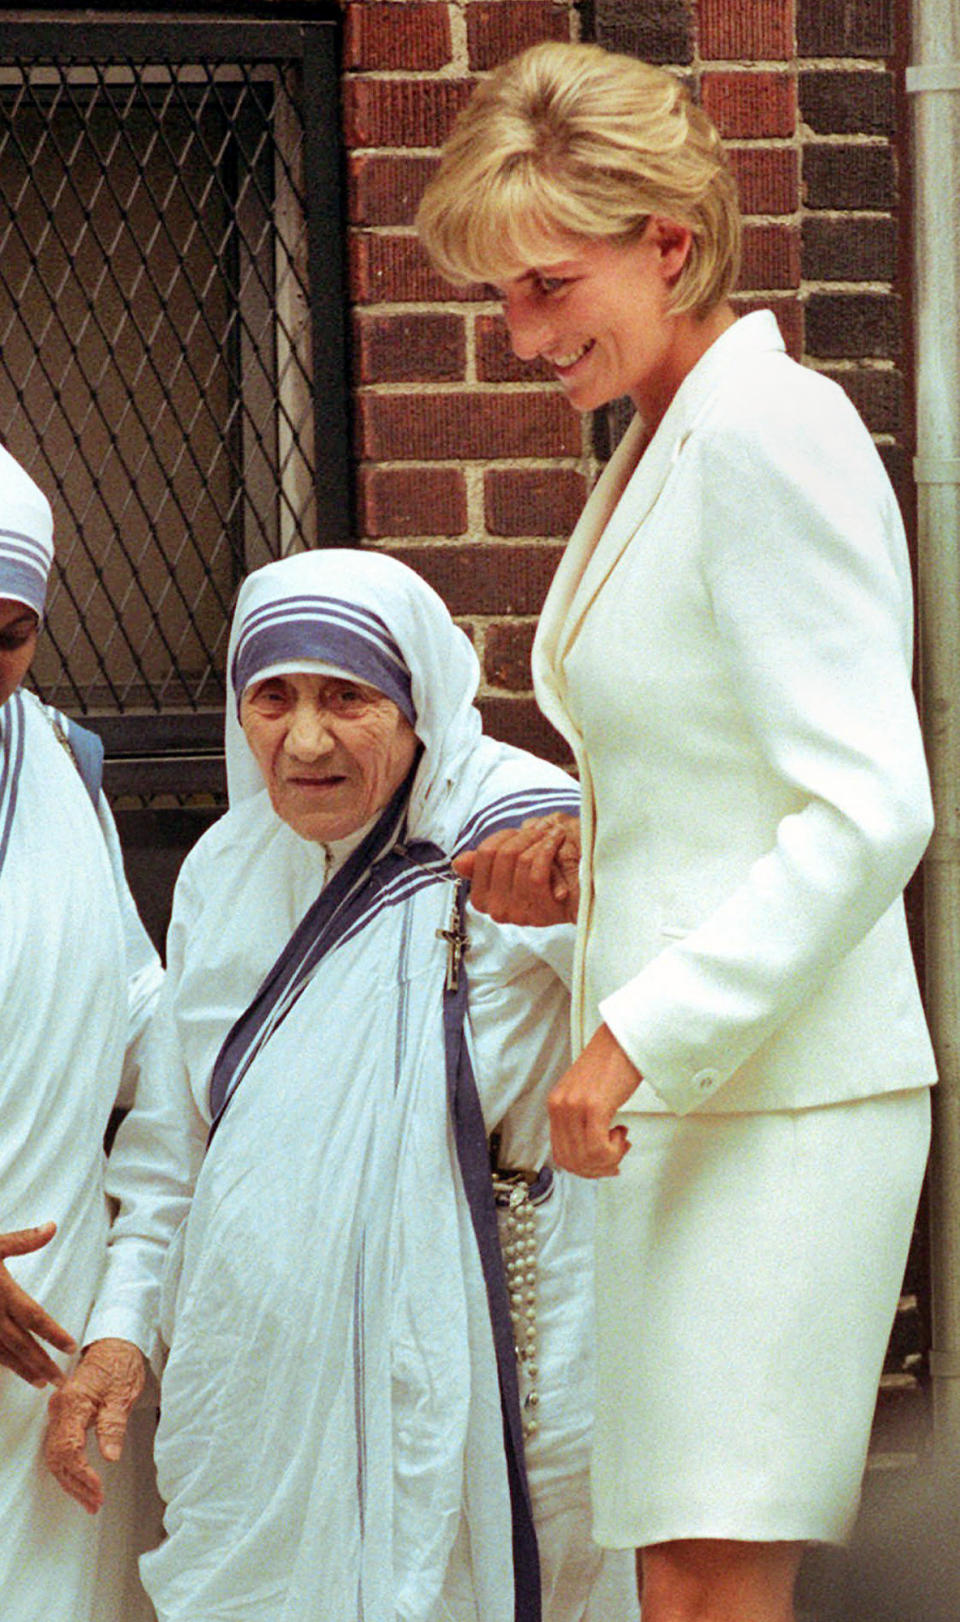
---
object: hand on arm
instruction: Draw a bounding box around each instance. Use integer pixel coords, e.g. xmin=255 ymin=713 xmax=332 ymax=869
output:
xmin=0 ymin=1223 xmax=77 ymax=1386
xmin=453 ymin=814 xmax=581 ymax=926
xmin=548 ymin=1024 xmax=641 ymax=1178
xmin=45 ymin=1338 xmax=146 ymax=1514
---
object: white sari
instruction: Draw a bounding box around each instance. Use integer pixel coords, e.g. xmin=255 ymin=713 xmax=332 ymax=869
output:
xmin=0 ymin=689 xmax=163 ymax=1622
xmin=88 ymin=552 xmax=638 ymax=1622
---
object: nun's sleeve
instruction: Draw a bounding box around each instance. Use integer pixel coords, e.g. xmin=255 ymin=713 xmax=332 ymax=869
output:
xmin=85 ymin=860 xmax=207 ymax=1372
xmin=94 ymin=789 xmax=165 ymax=1111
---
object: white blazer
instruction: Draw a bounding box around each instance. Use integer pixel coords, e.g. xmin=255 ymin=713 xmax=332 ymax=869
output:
xmin=532 ymin=311 xmax=937 ymax=1115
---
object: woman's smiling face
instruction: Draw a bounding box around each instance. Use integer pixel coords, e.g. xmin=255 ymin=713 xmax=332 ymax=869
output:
xmin=240 ymin=671 xmax=419 ymax=844
xmin=0 ymin=597 xmax=39 ymax=709
xmin=492 ymin=221 xmax=693 ymax=418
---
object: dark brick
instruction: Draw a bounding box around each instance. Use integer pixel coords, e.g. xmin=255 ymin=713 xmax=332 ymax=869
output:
xmin=479 ymin=694 xmax=571 ymax=765
xmin=738 ymin=223 xmax=801 ymax=291
xmin=883 ymin=1297 xmax=924 ymax=1375
xmin=475 ymin=314 xmax=554 ymax=384
xmin=592 ymin=395 xmax=635 ymax=462
xmin=483 ymin=620 xmax=537 ymax=688
xmin=877 ymin=442 xmax=911 ymax=512
xmin=593 ymin=0 xmax=694 ymax=65
xmin=799 ymin=69 xmax=896 ymax=137
xmin=804 ymin=292 xmax=901 ymax=359
xmin=803 ymin=144 xmax=895 ymax=211
xmin=732 ymin=296 xmax=804 ymax=359
xmin=698 ymin=0 xmax=794 ymax=59
xmin=802 ymin=216 xmax=897 ymax=283
xmin=870 ymin=1377 xmax=927 ymax=1456
xmin=354 ymin=312 xmax=466 ymax=384
xmin=797 ymin=0 xmax=893 ymax=58
xmin=356 ymin=392 xmax=581 ymax=460
xmin=343 ymin=4 xmax=453 ymax=72
xmin=374 ymin=541 xmax=566 ymax=614
xmin=728 ymin=146 xmax=800 ymax=215
xmin=348 ymin=154 xmax=439 ymax=227
xmin=702 ymin=72 xmax=796 ymax=139
xmin=356 ymin=466 xmax=468 ymax=538
xmin=484 ymin=467 xmax=587 ymax=535
xmin=818 ymin=366 xmax=904 ymax=434
xmin=466 ymin=2 xmax=571 ymax=72
xmin=343 ymin=78 xmax=475 ymax=151
xmin=349 ymin=233 xmax=487 ymax=305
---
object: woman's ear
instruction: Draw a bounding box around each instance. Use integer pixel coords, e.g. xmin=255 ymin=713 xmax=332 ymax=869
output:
xmin=649 ymin=217 xmax=694 ymax=284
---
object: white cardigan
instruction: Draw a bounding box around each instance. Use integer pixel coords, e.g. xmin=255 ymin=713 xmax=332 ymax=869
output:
xmin=532 ymin=311 xmax=937 ymax=1116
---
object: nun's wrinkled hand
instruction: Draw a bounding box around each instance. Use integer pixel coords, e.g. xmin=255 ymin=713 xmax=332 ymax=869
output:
xmin=453 ymin=814 xmax=580 ymax=926
xmin=45 ymin=1337 xmax=146 ymax=1515
xmin=0 ymin=1222 xmax=77 ymax=1387
xmin=548 ymin=1024 xmax=640 ymax=1178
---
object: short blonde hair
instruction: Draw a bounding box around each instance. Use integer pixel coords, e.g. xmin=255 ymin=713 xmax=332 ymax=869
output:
xmin=416 ymin=42 xmax=740 ymax=317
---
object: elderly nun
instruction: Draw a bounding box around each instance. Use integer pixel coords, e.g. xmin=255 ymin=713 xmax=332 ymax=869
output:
xmin=0 ymin=442 xmax=163 ymax=1622
xmin=45 ymin=550 xmax=638 ymax=1622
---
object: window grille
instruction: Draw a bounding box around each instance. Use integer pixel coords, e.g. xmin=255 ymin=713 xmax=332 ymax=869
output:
xmin=0 ymin=13 xmax=346 ymax=797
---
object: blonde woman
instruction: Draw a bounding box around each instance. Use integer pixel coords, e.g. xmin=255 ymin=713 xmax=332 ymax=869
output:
xmin=418 ymin=42 xmax=936 ymax=1622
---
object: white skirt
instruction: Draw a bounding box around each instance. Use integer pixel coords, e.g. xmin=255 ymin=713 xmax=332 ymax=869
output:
xmin=590 ymin=1087 xmax=931 ymax=1549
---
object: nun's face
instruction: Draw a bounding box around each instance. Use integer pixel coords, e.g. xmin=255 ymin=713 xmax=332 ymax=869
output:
xmin=0 ymin=598 xmax=39 ymax=709
xmin=241 ymin=671 xmax=418 ymax=844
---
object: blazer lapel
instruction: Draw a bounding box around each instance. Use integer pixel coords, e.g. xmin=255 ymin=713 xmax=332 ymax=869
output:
xmin=534 ymin=312 xmax=787 ymax=716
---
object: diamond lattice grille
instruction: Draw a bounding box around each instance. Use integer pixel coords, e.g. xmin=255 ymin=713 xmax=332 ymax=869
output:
xmin=0 ymin=55 xmax=316 ymax=716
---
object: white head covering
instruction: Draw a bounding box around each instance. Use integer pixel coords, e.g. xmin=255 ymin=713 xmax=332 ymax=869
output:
xmin=224 ymin=550 xmax=483 ymax=822
xmin=0 ymin=444 xmax=55 ymax=615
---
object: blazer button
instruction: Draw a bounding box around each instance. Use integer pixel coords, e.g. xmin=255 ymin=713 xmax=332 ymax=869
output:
xmin=693 ymin=1068 xmax=720 ymax=1092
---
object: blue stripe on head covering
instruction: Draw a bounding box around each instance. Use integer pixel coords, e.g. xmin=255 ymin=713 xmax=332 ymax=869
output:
xmin=230 ymin=594 xmax=416 ymax=724
xmin=0 ymin=530 xmax=50 ymax=616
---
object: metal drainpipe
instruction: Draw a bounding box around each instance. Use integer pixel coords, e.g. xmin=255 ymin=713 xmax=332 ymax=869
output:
xmin=907 ymin=2 xmax=960 ymax=1459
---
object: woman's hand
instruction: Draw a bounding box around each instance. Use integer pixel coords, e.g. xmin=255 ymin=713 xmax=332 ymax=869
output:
xmin=548 ymin=1024 xmax=641 ymax=1178
xmin=45 ymin=1338 xmax=146 ymax=1514
xmin=453 ymin=813 xmax=581 ymax=925
xmin=0 ymin=1223 xmax=77 ymax=1386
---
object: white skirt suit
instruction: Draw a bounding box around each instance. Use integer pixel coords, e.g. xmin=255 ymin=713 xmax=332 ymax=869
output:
xmin=531 ymin=312 xmax=937 ymax=1547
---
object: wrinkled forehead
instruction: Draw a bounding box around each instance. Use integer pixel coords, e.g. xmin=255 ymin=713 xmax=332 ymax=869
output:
xmin=0 ymin=449 xmax=54 ymax=616
xmin=0 ymin=520 xmax=54 ymax=618
xmin=230 ymin=593 xmax=415 ymax=724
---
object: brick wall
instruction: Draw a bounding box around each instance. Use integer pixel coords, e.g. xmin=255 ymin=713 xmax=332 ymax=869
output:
xmin=344 ymin=0 xmax=911 ymax=768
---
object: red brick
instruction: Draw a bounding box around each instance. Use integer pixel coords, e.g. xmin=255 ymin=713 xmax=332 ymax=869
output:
xmin=348 ymin=154 xmax=439 ymax=227
xmin=728 ymin=146 xmax=800 ymax=215
xmin=343 ymin=4 xmax=453 ymax=72
xmin=732 ymin=295 xmax=804 ymax=359
xmin=479 ymin=694 xmax=571 ymax=765
xmin=357 ymin=392 xmax=580 ymax=460
xmin=483 ymin=621 xmax=537 ymax=688
xmin=356 ymin=466 xmax=468 ymax=537
xmin=373 ymin=542 xmax=565 ymax=614
xmin=484 ymin=467 xmax=586 ymax=535
xmin=349 ymin=233 xmax=487 ymax=305
xmin=701 ymin=72 xmax=796 ymax=139
xmin=737 ymin=223 xmax=801 ymax=291
xmin=354 ymin=312 xmax=466 ymax=384
xmin=475 ymin=314 xmax=554 ymax=384
xmin=466 ymin=2 xmax=571 ymax=72
xmin=698 ymin=0 xmax=794 ymax=59
xmin=343 ymin=79 xmax=475 ymax=151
